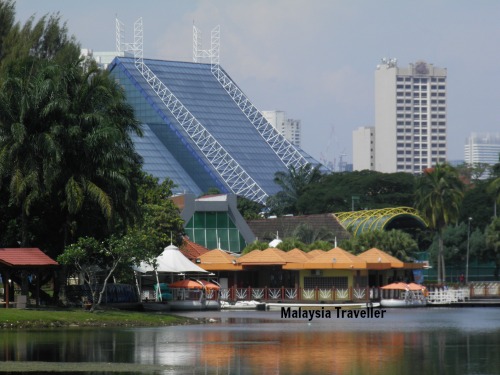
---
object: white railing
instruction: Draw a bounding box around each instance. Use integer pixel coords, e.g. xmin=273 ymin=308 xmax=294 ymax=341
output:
xmin=427 ymin=288 xmax=470 ymax=304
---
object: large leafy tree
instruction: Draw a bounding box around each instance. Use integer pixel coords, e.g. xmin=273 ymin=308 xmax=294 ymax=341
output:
xmin=267 ymin=163 xmax=323 ymax=216
xmin=57 ymin=234 xmax=145 ymax=312
xmin=0 ymin=61 xmax=64 ymax=245
xmin=0 ymin=10 xmax=79 ymax=75
xmin=0 ymin=0 xmax=15 ymax=62
xmin=297 ymin=170 xmax=417 ymax=214
xmin=483 ymin=218 xmax=500 ymax=280
xmin=339 ymin=229 xmax=418 ymax=261
xmin=427 ymin=223 xmax=485 ymax=272
xmin=460 ymin=180 xmax=495 ymax=230
xmin=415 ymin=164 xmax=465 ymax=283
xmin=488 ymin=176 xmax=500 ymax=218
xmin=0 ymin=5 xmax=144 ymax=257
xmin=129 ymin=173 xmax=185 ymax=258
xmin=55 ymin=62 xmax=143 ymax=246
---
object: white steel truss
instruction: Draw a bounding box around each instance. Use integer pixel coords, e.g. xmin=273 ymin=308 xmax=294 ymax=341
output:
xmin=197 ymin=26 xmax=308 ymax=170
xmin=115 ymin=18 xmax=123 ymax=52
xmin=192 ymin=24 xmax=220 ymax=64
xmin=124 ymin=18 xmax=268 ymax=204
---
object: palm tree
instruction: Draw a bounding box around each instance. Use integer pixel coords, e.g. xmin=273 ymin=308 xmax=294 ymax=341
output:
xmin=55 ymin=62 xmax=142 ymax=245
xmin=0 ymin=61 xmax=63 ymax=245
xmin=485 ymin=217 xmax=500 ymax=280
xmin=269 ymin=163 xmax=323 ymax=215
xmin=487 ymin=177 xmax=500 ymax=217
xmin=415 ymin=164 xmax=465 ymax=284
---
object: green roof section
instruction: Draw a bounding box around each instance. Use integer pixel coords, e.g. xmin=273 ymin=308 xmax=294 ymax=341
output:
xmin=335 ymin=207 xmax=428 ymax=236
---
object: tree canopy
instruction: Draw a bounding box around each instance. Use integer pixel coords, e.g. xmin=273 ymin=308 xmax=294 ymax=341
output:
xmin=415 ymin=164 xmax=465 ymax=283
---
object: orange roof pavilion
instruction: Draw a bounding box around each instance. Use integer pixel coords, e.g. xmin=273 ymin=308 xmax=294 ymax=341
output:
xmin=196 ymin=249 xmax=242 ymax=271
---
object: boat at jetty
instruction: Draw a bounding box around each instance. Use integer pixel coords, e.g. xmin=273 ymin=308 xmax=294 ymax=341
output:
xmin=380 ymin=282 xmax=427 ymax=307
xmin=168 ymin=279 xmax=221 ymax=311
xmin=220 ymin=300 xmax=266 ymax=310
xmin=266 ymin=302 xmax=380 ymax=311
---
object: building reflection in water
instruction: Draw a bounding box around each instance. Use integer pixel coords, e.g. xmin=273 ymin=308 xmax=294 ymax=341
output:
xmin=1 ymin=313 xmax=500 ymax=375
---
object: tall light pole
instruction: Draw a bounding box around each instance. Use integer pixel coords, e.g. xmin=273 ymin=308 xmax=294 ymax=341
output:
xmin=466 ymin=217 xmax=472 ymax=284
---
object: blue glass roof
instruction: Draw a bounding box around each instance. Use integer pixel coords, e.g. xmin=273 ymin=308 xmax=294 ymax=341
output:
xmin=109 ymin=57 xmax=321 ymax=199
xmin=130 ymin=124 xmax=203 ymax=196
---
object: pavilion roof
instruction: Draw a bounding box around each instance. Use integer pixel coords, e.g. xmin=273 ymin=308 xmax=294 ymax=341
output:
xmin=356 ymin=248 xmax=404 ymax=268
xmin=283 ymin=248 xmax=312 ymax=263
xmin=196 ymin=249 xmax=242 ymax=271
xmin=306 ymin=249 xmax=326 ymax=259
xmin=0 ymin=248 xmax=58 ymax=267
xmin=180 ymin=237 xmax=209 ymax=261
xmin=284 ymin=247 xmax=366 ymax=270
xmin=237 ymin=248 xmax=287 ymax=265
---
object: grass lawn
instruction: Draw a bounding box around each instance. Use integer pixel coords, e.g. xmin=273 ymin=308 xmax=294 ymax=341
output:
xmin=0 ymin=308 xmax=193 ymax=329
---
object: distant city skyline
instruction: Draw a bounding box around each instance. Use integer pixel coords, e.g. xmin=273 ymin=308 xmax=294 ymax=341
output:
xmin=13 ymin=1 xmax=500 ymax=166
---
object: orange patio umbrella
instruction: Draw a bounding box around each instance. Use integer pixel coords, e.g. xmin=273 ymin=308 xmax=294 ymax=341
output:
xmin=381 ymin=282 xmax=426 ymax=291
xmin=197 ymin=279 xmax=221 ymax=290
xmin=406 ymin=282 xmax=427 ymax=291
xmin=380 ymin=282 xmax=411 ymax=290
xmin=170 ymin=279 xmax=220 ymax=290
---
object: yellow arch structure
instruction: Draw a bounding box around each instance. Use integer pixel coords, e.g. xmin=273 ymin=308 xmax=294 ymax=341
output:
xmin=335 ymin=207 xmax=428 ymax=236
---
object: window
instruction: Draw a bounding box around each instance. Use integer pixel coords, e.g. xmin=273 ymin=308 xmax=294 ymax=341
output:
xmin=304 ymin=276 xmax=348 ymax=289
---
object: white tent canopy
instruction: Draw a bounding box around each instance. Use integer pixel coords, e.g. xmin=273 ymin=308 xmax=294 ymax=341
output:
xmin=134 ymin=244 xmax=207 ymax=273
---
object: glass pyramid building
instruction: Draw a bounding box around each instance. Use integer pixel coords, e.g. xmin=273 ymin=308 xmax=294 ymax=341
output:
xmin=109 ymin=57 xmax=321 ymax=204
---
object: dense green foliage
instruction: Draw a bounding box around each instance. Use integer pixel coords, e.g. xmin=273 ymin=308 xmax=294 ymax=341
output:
xmin=258 ymin=160 xmax=500 ymax=281
xmin=483 ymin=218 xmax=500 ymax=279
xmin=266 ymin=163 xmax=323 ymax=215
xmin=296 ymin=170 xmax=416 ymax=214
xmin=415 ymin=164 xmax=465 ymax=283
xmin=0 ymin=3 xmax=186 ymax=305
xmin=340 ymin=229 xmax=418 ymax=261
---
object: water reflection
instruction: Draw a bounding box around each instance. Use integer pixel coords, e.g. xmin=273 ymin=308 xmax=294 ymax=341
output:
xmin=1 ymin=308 xmax=499 ymax=374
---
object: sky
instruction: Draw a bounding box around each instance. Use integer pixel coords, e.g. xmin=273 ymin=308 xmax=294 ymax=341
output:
xmin=13 ymin=0 xmax=500 ymax=168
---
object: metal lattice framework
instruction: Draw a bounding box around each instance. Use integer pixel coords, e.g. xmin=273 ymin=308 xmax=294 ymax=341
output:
xmin=335 ymin=207 xmax=428 ymax=236
xmin=193 ymin=26 xmax=308 ymax=170
xmin=122 ymin=18 xmax=268 ymax=204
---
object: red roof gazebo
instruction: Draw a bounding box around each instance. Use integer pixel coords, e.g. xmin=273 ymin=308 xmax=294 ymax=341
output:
xmin=0 ymin=248 xmax=59 ymax=308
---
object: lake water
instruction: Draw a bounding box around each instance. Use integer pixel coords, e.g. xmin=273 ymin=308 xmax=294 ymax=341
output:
xmin=0 ymin=307 xmax=499 ymax=374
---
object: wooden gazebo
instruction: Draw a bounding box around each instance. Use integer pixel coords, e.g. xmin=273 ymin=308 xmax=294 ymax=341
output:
xmin=0 ymin=248 xmax=59 ymax=308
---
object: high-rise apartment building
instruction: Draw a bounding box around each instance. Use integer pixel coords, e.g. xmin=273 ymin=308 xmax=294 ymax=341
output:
xmin=465 ymin=133 xmax=500 ymax=177
xmin=262 ymin=110 xmax=302 ymax=147
xmin=374 ymin=58 xmax=447 ymax=173
xmin=352 ymin=126 xmax=375 ymax=171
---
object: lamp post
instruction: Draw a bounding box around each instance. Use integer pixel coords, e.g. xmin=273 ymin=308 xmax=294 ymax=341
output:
xmin=465 ymin=217 xmax=472 ymax=284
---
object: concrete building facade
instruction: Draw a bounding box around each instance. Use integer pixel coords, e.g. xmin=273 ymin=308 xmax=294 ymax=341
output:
xmin=262 ymin=110 xmax=302 ymax=147
xmin=464 ymin=133 xmax=500 ymax=165
xmin=374 ymin=59 xmax=447 ymax=173
xmin=352 ymin=126 xmax=375 ymax=171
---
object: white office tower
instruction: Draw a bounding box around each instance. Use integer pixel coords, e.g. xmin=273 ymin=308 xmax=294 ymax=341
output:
xmin=465 ymin=133 xmax=500 ymax=177
xmin=374 ymin=59 xmax=447 ymax=173
xmin=353 ymin=126 xmax=375 ymax=171
xmin=80 ymin=49 xmax=133 ymax=70
xmin=262 ymin=110 xmax=302 ymax=147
